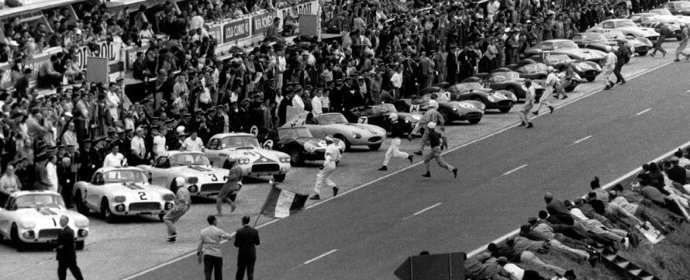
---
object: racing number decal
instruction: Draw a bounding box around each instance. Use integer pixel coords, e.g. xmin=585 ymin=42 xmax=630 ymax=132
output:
xmin=410 ymin=105 xmax=420 ymax=113
xmin=138 ymin=192 xmax=147 ymax=200
xmin=209 ymin=174 xmax=218 ymax=181
xmin=223 ymin=176 xmax=229 ymax=181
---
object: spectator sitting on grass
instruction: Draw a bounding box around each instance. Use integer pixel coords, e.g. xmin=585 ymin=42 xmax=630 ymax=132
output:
xmin=609 ymin=189 xmax=673 ymax=235
xmin=464 ymin=252 xmax=511 ymax=280
xmin=517 ymin=224 xmax=591 ymax=262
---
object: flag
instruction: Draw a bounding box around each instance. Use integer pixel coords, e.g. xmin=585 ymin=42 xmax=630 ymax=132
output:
xmin=260 ymin=184 xmax=309 ymax=218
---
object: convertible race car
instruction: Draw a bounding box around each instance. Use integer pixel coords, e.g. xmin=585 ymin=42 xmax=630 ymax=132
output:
xmin=445 ymin=80 xmax=517 ymax=113
xmin=394 ymin=93 xmax=485 ymax=125
xmin=524 ymin=39 xmax=608 ymax=66
xmin=204 ymin=133 xmax=291 ymax=182
xmin=649 ymin=8 xmax=690 ymax=25
xmin=524 ymin=53 xmax=600 ymax=83
xmin=274 ymin=126 xmax=346 ymax=165
xmin=73 ymin=167 xmax=175 ymax=223
xmin=138 ymin=151 xmax=233 ymax=198
xmin=284 ymin=112 xmax=387 ymax=151
xmin=0 ymin=191 xmax=89 ymax=251
xmin=347 ymin=103 xmax=422 ymax=134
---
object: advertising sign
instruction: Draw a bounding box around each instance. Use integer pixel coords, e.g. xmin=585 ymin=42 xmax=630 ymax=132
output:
xmin=223 ymin=19 xmax=251 ymax=43
xmin=252 ymin=11 xmax=276 ymax=35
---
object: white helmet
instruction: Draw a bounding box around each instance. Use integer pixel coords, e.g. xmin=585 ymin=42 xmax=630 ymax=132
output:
xmin=428 ymin=100 xmax=439 ymax=109
xmin=427 ymin=122 xmax=437 ymax=129
xmin=175 ymin=177 xmax=185 ymax=186
xmin=390 ymin=113 xmax=399 ymax=120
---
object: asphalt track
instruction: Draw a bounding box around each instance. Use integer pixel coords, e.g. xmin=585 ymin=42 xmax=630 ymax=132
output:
xmin=133 ymin=62 xmax=690 ymax=280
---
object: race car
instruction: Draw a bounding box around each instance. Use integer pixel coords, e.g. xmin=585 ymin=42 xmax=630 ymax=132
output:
xmin=0 ymin=191 xmax=89 ymax=251
xmin=664 ymin=1 xmax=690 ymax=16
xmin=649 ymin=8 xmax=690 ymax=26
xmin=274 ymin=126 xmax=346 ymax=165
xmin=584 ymin=28 xmax=654 ymax=56
xmin=72 ymin=167 xmax=175 ymax=223
xmin=478 ymin=69 xmax=534 ymax=103
xmin=524 ymin=54 xmax=601 ymax=83
xmin=446 ymin=80 xmax=517 ymax=113
xmin=511 ymin=59 xmax=549 ymax=80
xmin=204 ymin=133 xmax=291 ymax=182
xmin=394 ymin=93 xmax=485 ymax=125
xmin=138 ymin=151 xmax=233 ymax=198
xmin=524 ymin=39 xmax=608 ymax=66
xmin=283 ymin=112 xmax=387 ymax=151
xmin=628 ymin=12 xmax=684 ymax=40
xmin=588 ymin=19 xmax=660 ymax=42
xmin=346 ymin=103 xmax=422 ymax=135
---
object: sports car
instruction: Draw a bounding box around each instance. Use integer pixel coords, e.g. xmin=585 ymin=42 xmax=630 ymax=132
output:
xmin=511 ymin=59 xmax=549 ymax=80
xmin=283 ymin=112 xmax=387 ymax=151
xmin=445 ymin=80 xmax=517 ymax=112
xmin=478 ymin=69 xmax=536 ymax=102
xmin=524 ymin=39 xmax=608 ymax=65
xmin=394 ymin=93 xmax=485 ymax=125
xmin=649 ymin=8 xmax=690 ymax=25
xmin=583 ymin=28 xmax=654 ymax=56
xmin=73 ymin=167 xmax=175 ymax=223
xmin=664 ymin=1 xmax=690 ymax=16
xmin=138 ymin=151 xmax=234 ymax=198
xmin=0 ymin=191 xmax=89 ymax=251
xmin=589 ymin=19 xmax=660 ymax=42
xmin=274 ymin=126 xmax=346 ymax=165
xmin=346 ymin=103 xmax=422 ymax=135
xmin=629 ymin=12 xmax=684 ymax=40
xmin=204 ymin=133 xmax=291 ymax=182
xmin=524 ymin=54 xmax=601 ymax=83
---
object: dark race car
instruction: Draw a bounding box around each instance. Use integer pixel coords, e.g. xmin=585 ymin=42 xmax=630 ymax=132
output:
xmin=480 ymin=69 xmax=544 ymax=101
xmin=274 ymin=126 xmax=346 ymax=165
xmin=524 ymin=54 xmax=601 ymax=82
xmin=346 ymin=103 xmax=421 ymax=136
xmin=445 ymin=81 xmax=517 ymax=113
xmin=394 ymin=93 xmax=485 ymax=125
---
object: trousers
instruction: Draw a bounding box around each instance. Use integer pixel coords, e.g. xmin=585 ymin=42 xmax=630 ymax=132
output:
xmin=58 ymin=259 xmax=84 ymax=280
xmin=164 ymin=204 xmax=189 ymax=236
xmin=519 ymin=251 xmax=566 ymax=275
xmin=236 ymin=258 xmax=256 ymax=280
xmin=424 ymin=147 xmax=454 ymax=172
xmin=204 ymin=255 xmax=223 ymax=280
xmin=383 ymin=138 xmax=409 ymax=166
xmin=314 ymin=161 xmax=336 ymax=195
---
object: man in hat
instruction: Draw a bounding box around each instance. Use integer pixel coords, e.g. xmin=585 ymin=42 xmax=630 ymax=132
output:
xmin=207 ymin=107 xmax=224 ymax=136
xmin=421 ymin=122 xmax=458 ymax=178
xmin=310 ymin=136 xmax=341 ymax=200
xmin=91 ymin=136 xmax=107 ymax=169
xmin=77 ymin=139 xmax=95 ymax=180
xmin=130 ymin=126 xmax=148 ymax=165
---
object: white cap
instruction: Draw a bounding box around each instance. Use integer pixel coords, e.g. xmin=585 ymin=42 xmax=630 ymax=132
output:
xmin=427 ymin=122 xmax=437 ymax=129
xmin=428 ymin=100 xmax=439 ymax=109
xmin=176 ymin=126 xmax=186 ymax=134
xmin=175 ymin=177 xmax=185 ymax=186
xmin=325 ymin=136 xmax=334 ymax=142
xmin=389 ymin=113 xmax=398 ymax=120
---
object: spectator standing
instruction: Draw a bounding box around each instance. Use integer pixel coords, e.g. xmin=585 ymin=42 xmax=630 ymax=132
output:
xmin=130 ymin=126 xmax=147 ymax=165
xmin=0 ymin=164 xmax=21 ymax=194
xmin=533 ymin=67 xmax=558 ymax=115
xmin=46 ymin=155 xmax=59 ymax=192
xmin=234 ymin=215 xmax=260 ymax=280
xmin=650 ymin=23 xmax=670 ymax=57
xmin=197 ymin=215 xmax=233 ymax=280
xmin=103 ymin=145 xmax=125 ymax=167
xmin=32 ymin=152 xmax=52 ymax=190
xmin=56 ymin=215 xmax=84 ymax=280
xmin=182 ymin=130 xmax=205 ymax=152
xmin=674 ymin=25 xmax=689 ymax=62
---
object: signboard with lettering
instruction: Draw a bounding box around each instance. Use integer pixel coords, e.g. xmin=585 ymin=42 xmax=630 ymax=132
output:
xmin=252 ymin=11 xmax=276 ymax=35
xmin=223 ymin=19 xmax=251 ymax=43
xmin=73 ymin=41 xmax=122 ymax=70
xmin=277 ymin=1 xmax=318 ymax=26
xmin=208 ymin=24 xmax=222 ymax=41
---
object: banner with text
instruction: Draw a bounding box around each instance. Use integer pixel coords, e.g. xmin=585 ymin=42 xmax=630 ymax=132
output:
xmin=223 ymin=18 xmax=251 ymax=43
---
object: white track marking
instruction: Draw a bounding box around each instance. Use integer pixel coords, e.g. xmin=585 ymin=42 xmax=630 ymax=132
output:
xmin=501 ymin=164 xmax=528 ymax=176
xmin=303 ymin=249 xmax=338 ymax=265
xmin=572 ymin=135 xmax=593 ymax=145
xmin=403 ymin=203 xmax=442 ymax=220
xmin=635 ymin=108 xmax=651 ymax=116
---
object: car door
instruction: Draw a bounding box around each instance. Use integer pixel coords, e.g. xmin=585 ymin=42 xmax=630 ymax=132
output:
xmin=85 ymin=173 xmax=104 ymax=209
xmin=205 ymin=138 xmax=223 ymax=168
xmin=150 ymin=157 xmax=171 ymax=186
xmin=0 ymin=197 xmax=15 ymax=237
xmin=307 ymin=117 xmax=327 ymax=139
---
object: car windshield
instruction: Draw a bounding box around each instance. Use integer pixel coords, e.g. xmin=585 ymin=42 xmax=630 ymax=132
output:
xmin=455 ymin=82 xmax=484 ymax=92
xmin=551 ymin=40 xmax=578 ymax=49
xmin=679 ymin=2 xmax=690 ymax=9
xmin=220 ymin=136 xmax=260 ymax=149
xmin=650 ymin=9 xmax=672 ymax=15
xmin=614 ymin=20 xmax=637 ymax=27
xmin=103 ymin=170 xmax=149 ymax=184
xmin=544 ymin=54 xmax=573 ymax=64
xmin=491 ymin=71 xmax=519 ymax=80
xmin=169 ymin=153 xmax=210 ymax=166
xmin=279 ymin=127 xmax=313 ymax=139
xmin=580 ymin=33 xmax=608 ymax=42
xmin=318 ymin=114 xmax=348 ymax=125
xmin=15 ymin=194 xmax=65 ymax=209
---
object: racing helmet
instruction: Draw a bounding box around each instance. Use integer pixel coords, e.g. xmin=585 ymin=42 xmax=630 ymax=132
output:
xmin=390 ymin=113 xmax=399 ymax=120
xmin=428 ymin=100 xmax=439 ymax=109
xmin=175 ymin=177 xmax=185 ymax=187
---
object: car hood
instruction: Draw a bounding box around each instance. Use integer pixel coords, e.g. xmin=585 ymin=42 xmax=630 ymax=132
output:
xmin=328 ymin=123 xmax=386 ymax=136
xmin=103 ymin=182 xmax=170 ymax=195
xmin=556 ymin=48 xmax=606 ymax=61
xmin=443 ymin=100 xmax=486 ymax=112
xmin=15 ymin=207 xmax=88 ymax=228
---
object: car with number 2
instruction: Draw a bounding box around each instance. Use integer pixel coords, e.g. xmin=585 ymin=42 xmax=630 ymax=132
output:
xmin=0 ymin=191 xmax=89 ymax=251
xmin=204 ymin=133 xmax=291 ymax=182
xmin=138 ymin=151 xmax=234 ymax=198
xmin=72 ymin=167 xmax=175 ymax=223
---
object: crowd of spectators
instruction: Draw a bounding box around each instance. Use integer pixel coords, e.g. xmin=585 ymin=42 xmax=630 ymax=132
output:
xmin=0 ymin=0 xmax=676 ymax=209
xmin=463 ymin=151 xmax=690 ymax=280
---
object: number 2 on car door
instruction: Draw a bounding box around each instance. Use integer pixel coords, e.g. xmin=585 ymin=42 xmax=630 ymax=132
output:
xmin=139 ymin=192 xmax=147 ymax=200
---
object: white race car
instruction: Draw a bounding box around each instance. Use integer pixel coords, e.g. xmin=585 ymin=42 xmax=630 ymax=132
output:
xmin=205 ymin=133 xmax=291 ymax=182
xmin=138 ymin=151 xmax=234 ymax=198
xmin=589 ymin=19 xmax=660 ymax=41
xmin=72 ymin=167 xmax=175 ymax=223
xmin=0 ymin=191 xmax=89 ymax=251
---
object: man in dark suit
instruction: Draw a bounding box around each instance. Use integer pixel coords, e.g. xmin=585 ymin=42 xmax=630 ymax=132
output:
xmin=234 ymin=216 xmax=260 ymax=280
xmin=56 ymin=216 xmax=84 ymax=280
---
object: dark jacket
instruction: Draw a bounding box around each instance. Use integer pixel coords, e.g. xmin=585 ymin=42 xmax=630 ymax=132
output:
xmin=234 ymin=225 xmax=260 ymax=261
xmin=56 ymin=226 xmax=77 ymax=261
xmin=32 ymin=161 xmax=52 ymax=190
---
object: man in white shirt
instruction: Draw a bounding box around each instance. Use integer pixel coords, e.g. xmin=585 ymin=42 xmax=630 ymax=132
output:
xmin=311 ymin=137 xmax=341 ymax=200
xmin=103 ymin=145 xmax=126 ymax=168
xmin=390 ymin=65 xmax=403 ymax=99
xmin=291 ymin=86 xmax=305 ymax=110
xmin=182 ymin=130 xmax=205 ymax=152
xmin=533 ymin=67 xmax=559 ymax=115
xmin=189 ymin=10 xmax=205 ymax=31
xmin=603 ymin=47 xmax=618 ymax=90
xmin=197 ymin=215 xmax=234 ymax=280
xmin=130 ymin=126 xmax=147 ymax=165
xmin=47 ymin=155 xmax=59 ymax=193
xmin=152 ymin=126 xmax=167 ymax=159
xmin=311 ymin=89 xmax=323 ymax=116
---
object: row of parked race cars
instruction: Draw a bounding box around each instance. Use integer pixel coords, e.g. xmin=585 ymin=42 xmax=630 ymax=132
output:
xmin=1 ymin=8 xmax=686 ymax=251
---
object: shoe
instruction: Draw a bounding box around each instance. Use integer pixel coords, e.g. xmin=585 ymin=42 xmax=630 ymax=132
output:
xmin=622 ymin=237 xmax=630 ymax=250
xmin=548 ymin=106 xmax=554 ymax=114
xmin=414 ymin=151 xmax=423 ymax=156
xmin=649 ymin=52 xmax=655 ymax=57
xmin=452 ymin=168 xmax=458 ymax=178
xmin=332 ymin=187 xmax=339 ymax=196
xmin=167 ymin=237 xmax=176 ymax=242
xmin=310 ymin=195 xmax=321 ymax=200
xmin=532 ymin=111 xmax=539 ymax=116
xmin=230 ymin=204 xmax=237 ymax=213
xmin=378 ymin=166 xmax=388 ymax=171
xmin=561 ymin=95 xmax=568 ymax=100
xmin=674 ymin=58 xmax=680 ymax=62
xmin=408 ymin=155 xmax=413 ymax=163
xmin=526 ymin=123 xmax=534 ymax=128
xmin=519 ymin=121 xmax=526 ymax=127
xmin=604 ymin=84 xmax=612 ymax=90
xmin=422 ymin=172 xmax=431 ymax=177
xmin=620 ymin=81 xmax=626 ymax=85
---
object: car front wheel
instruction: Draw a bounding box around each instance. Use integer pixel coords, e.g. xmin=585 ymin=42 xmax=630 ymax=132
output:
xmin=76 ymin=240 xmax=85 ymax=250
xmin=102 ymin=200 xmax=117 ymax=223
xmin=273 ymin=174 xmax=286 ymax=182
xmin=468 ymin=118 xmax=481 ymax=125
xmin=11 ymin=225 xmax=27 ymax=252
xmin=368 ymin=144 xmax=382 ymax=151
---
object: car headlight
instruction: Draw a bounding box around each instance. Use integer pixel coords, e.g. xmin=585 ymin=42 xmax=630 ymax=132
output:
xmin=187 ymin=177 xmax=199 ymax=184
xmin=78 ymin=229 xmax=88 ymax=238
xmin=594 ymin=64 xmax=601 ymax=71
xmin=115 ymin=204 xmax=125 ymax=212
xmin=165 ymin=202 xmax=174 ymax=210
xmin=113 ymin=195 xmax=126 ymax=203
xmin=22 ymin=230 xmax=35 ymax=239
xmin=163 ymin=193 xmax=175 ymax=201
xmin=280 ymin=157 xmax=291 ymax=163
xmin=188 ymin=185 xmax=199 ymax=193
xmin=75 ymin=219 xmax=89 ymax=228
xmin=20 ymin=221 xmax=35 ymax=229
xmin=353 ymin=132 xmax=362 ymax=139
xmin=238 ymin=158 xmax=250 ymax=164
